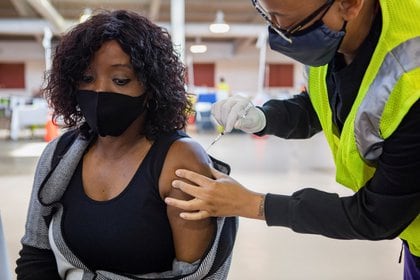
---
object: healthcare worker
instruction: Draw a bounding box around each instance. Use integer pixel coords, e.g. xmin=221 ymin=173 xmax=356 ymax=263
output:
xmin=165 ymin=0 xmax=420 ymax=278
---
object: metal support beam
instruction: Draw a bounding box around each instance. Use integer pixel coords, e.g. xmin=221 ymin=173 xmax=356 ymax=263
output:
xmin=0 ymin=19 xmax=53 ymax=35
xmin=171 ymin=0 xmax=185 ymax=63
xmin=256 ymin=31 xmax=268 ymax=95
xmin=149 ymin=0 xmax=161 ymax=21
xmin=26 ymin=0 xmax=67 ymax=33
xmin=42 ymin=27 xmax=53 ymax=71
xmin=0 ymin=19 xmax=266 ymax=39
xmin=10 ymin=0 xmax=36 ymax=17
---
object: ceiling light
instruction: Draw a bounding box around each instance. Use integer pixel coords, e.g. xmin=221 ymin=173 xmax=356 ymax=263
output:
xmin=190 ymin=44 xmax=207 ymax=53
xmin=209 ymin=11 xmax=230 ymax=34
xmin=190 ymin=38 xmax=207 ymax=53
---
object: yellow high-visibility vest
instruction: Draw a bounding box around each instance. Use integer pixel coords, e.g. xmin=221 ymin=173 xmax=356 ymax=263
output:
xmin=307 ymin=0 xmax=420 ymax=256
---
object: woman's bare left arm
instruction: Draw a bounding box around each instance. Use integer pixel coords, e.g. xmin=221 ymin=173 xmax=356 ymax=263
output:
xmin=159 ymin=138 xmax=214 ymax=263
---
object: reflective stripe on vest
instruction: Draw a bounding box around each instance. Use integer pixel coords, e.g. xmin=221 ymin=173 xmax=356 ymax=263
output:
xmin=355 ymin=37 xmax=420 ymax=163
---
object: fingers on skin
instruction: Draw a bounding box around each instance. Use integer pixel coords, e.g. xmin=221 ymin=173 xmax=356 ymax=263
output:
xmin=174 ymin=167 xmax=226 ymax=197
xmin=167 ymin=168 xmax=228 ymax=220
xmin=180 ymin=211 xmax=211 ymax=220
xmin=165 ymin=197 xmax=202 ymax=211
xmin=165 ymin=197 xmax=211 ymax=220
xmin=175 ymin=169 xmax=213 ymax=187
xmin=171 ymin=179 xmax=205 ymax=199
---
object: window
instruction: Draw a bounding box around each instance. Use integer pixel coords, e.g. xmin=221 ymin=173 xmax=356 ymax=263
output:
xmin=267 ymin=63 xmax=294 ymax=87
xmin=0 ymin=63 xmax=25 ymax=89
xmin=193 ymin=63 xmax=215 ymax=87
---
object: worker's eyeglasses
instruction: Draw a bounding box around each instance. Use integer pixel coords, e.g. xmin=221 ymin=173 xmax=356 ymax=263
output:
xmin=251 ymin=0 xmax=335 ymax=43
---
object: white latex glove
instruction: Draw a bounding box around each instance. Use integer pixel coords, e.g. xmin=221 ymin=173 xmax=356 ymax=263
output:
xmin=211 ymin=95 xmax=266 ymax=133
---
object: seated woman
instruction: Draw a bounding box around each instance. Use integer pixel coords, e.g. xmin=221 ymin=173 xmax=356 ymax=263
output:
xmin=15 ymin=10 xmax=236 ymax=279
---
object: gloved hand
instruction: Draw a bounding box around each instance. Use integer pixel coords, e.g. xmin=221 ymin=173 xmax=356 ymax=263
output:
xmin=211 ymin=95 xmax=266 ymax=133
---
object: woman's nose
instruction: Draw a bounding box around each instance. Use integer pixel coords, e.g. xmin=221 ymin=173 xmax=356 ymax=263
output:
xmin=91 ymin=79 xmax=108 ymax=93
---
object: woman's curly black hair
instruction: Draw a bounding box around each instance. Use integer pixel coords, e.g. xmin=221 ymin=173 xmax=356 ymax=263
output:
xmin=44 ymin=9 xmax=191 ymax=140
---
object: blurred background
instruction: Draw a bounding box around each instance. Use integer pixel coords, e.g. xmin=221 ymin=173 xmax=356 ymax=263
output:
xmin=0 ymin=1 xmax=403 ymax=279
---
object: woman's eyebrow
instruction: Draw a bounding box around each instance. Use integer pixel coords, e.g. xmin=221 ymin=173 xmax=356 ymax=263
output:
xmin=111 ymin=63 xmax=133 ymax=69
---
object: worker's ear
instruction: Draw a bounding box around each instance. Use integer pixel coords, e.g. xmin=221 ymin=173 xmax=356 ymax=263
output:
xmin=337 ymin=0 xmax=365 ymax=21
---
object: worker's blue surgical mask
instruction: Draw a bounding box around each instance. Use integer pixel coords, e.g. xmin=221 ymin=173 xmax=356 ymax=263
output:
xmin=268 ymin=21 xmax=347 ymax=67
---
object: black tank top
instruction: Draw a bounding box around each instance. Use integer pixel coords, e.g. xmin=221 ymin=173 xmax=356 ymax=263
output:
xmin=61 ymin=131 xmax=186 ymax=274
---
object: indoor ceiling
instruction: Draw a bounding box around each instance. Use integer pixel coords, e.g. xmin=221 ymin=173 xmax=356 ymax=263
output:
xmin=0 ymin=0 xmax=267 ymax=48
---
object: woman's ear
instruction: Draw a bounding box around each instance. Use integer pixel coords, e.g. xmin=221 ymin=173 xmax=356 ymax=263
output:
xmin=338 ymin=0 xmax=365 ymax=21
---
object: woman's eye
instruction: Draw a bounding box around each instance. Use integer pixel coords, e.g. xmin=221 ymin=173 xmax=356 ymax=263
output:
xmin=80 ymin=75 xmax=93 ymax=83
xmin=113 ymin=78 xmax=130 ymax=86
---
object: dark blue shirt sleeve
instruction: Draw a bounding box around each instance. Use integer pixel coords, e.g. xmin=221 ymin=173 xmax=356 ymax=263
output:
xmin=256 ymin=91 xmax=322 ymax=139
xmin=264 ymin=100 xmax=420 ymax=241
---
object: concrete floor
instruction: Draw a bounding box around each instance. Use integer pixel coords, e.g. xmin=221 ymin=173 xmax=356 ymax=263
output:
xmin=0 ymin=128 xmax=404 ymax=279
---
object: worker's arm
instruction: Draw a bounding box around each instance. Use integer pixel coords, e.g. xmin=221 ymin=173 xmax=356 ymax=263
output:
xmin=256 ymin=91 xmax=323 ymax=139
xmin=265 ymin=99 xmax=420 ymax=240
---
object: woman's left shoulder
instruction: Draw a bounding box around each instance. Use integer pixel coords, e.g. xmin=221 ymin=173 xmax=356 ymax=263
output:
xmin=158 ymin=133 xmax=211 ymax=197
xmin=168 ymin=135 xmax=210 ymax=165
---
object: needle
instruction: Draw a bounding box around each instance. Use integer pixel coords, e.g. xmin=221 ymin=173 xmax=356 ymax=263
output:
xmin=206 ymin=131 xmax=224 ymax=152
xmin=205 ymin=102 xmax=252 ymax=152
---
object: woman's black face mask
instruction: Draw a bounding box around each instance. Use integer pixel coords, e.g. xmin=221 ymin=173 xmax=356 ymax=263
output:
xmin=76 ymin=90 xmax=147 ymax=137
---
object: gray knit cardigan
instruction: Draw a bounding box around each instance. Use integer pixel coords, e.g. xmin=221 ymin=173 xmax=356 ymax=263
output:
xmin=21 ymin=132 xmax=238 ymax=279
